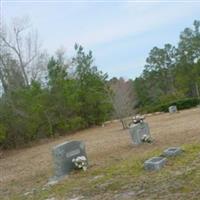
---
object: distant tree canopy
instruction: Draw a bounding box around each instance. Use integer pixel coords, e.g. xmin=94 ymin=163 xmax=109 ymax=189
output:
xmin=134 ymin=20 xmax=200 ymax=109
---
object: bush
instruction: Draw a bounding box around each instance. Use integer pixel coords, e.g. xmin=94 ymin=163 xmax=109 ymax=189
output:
xmin=140 ymin=98 xmax=200 ymax=113
xmin=0 ymin=123 xmax=6 ymax=144
xmin=0 ymin=47 xmax=113 ymax=149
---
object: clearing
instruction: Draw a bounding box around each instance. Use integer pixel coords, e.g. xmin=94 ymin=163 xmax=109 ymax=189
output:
xmin=0 ymin=108 xmax=200 ymax=200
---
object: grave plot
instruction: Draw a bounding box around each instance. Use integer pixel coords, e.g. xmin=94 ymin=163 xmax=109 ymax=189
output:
xmin=163 ymin=147 xmax=182 ymax=157
xmin=144 ymin=156 xmax=167 ymax=171
xmin=52 ymin=140 xmax=88 ymax=180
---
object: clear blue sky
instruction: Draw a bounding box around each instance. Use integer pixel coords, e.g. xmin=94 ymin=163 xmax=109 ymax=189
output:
xmin=2 ymin=1 xmax=200 ymax=79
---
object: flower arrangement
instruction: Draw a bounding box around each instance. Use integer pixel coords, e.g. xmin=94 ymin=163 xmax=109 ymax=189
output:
xmin=141 ymin=134 xmax=152 ymax=143
xmin=133 ymin=115 xmax=145 ymax=124
xmin=72 ymin=156 xmax=88 ymax=171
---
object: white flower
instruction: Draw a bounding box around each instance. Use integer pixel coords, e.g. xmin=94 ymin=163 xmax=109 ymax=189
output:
xmin=72 ymin=156 xmax=88 ymax=171
xmin=141 ymin=134 xmax=152 ymax=143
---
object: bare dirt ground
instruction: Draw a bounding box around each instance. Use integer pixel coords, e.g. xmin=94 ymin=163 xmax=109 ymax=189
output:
xmin=0 ymin=108 xmax=200 ymax=198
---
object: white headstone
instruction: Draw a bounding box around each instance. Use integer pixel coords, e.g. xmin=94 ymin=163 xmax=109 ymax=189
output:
xmin=168 ymin=105 xmax=177 ymax=113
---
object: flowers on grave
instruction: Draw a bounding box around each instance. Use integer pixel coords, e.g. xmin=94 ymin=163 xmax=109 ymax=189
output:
xmin=141 ymin=134 xmax=152 ymax=143
xmin=72 ymin=156 xmax=88 ymax=171
xmin=133 ymin=115 xmax=145 ymax=124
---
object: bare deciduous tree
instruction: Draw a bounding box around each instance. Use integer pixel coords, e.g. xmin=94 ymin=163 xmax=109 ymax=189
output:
xmin=0 ymin=16 xmax=45 ymax=92
xmin=109 ymin=78 xmax=136 ymax=129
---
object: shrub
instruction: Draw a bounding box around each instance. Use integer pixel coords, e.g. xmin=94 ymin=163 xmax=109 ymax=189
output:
xmin=140 ymin=98 xmax=200 ymax=113
xmin=0 ymin=124 xmax=6 ymax=144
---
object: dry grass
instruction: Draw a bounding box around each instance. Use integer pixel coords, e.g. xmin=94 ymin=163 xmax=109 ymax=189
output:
xmin=0 ymin=108 xmax=200 ymax=199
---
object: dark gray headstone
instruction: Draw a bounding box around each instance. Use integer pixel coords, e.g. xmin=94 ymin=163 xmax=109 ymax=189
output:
xmin=52 ymin=141 xmax=87 ymax=179
xmin=144 ymin=156 xmax=167 ymax=171
xmin=168 ymin=105 xmax=177 ymax=113
xmin=129 ymin=122 xmax=150 ymax=145
xmin=163 ymin=147 xmax=182 ymax=157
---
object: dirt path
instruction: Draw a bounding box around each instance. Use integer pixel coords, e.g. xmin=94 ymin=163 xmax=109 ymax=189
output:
xmin=0 ymin=108 xmax=200 ymax=195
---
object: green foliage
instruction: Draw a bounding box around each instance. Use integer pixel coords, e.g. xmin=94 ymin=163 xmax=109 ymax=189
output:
xmin=0 ymin=123 xmax=6 ymax=143
xmin=73 ymin=44 xmax=112 ymax=126
xmin=134 ymin=20 xmax=200 ymax=110
xmin=0 ymin=82 xmax=51 ymax=148
xmin=0 ymin=45 xmax=112 ymax=149
xmin=140 ymin=98 xmax=200 ymax=113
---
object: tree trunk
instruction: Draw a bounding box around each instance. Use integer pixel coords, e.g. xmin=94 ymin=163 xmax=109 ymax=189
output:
xmin=195 ymin=82 xmax=200 ymax=99
xmin=120 ymin=119 xmax=126 ymax=129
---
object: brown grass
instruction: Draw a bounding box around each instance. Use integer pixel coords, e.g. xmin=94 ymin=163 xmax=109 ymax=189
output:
xmin=0 ymin=108 xmax=200 ymax=199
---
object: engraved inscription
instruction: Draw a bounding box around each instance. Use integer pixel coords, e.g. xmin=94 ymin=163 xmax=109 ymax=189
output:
xmin=66 ymin=149 xmax=80 ymax=158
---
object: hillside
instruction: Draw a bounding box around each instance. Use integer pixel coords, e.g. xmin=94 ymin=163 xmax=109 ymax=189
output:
xmin=0 ymin=108 xmax=200 ymax=200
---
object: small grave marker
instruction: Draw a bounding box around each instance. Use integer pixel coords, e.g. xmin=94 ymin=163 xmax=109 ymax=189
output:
xmin=52 ymin=141 xmax=88 ymax=179
xmin=144 ymin=156 xmax=167 ymax=171
xmin=168 ymin=105 xmax=177 ymax=113
xmin=163 ymin=147 xmax=182 ymax=157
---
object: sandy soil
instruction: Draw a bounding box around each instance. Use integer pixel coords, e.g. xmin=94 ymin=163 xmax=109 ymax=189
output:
xmin=0 ymin=108 xmax=200 ymax=195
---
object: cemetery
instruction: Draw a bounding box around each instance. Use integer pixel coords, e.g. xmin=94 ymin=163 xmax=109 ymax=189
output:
xmin=1 ymin=3 xmax=200 ymax=199
xmin=1 ymin=108 xmax=200 ymax=200
xmin=1 ymin=4 xmax=200 ymax=199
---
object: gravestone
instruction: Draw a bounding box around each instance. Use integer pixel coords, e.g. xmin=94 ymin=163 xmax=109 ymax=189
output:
xmin=168 ymin=105 xmax=177 ymax=113
xmin=163 ymin=147 xmax=182 ymax=157
xmin=129 ymin=122 xmax=151 ymax=145
xmin=144 ymin=156 xmax=167 ymax=171
xmin=52 ymin=141 xmax=88 ymax=179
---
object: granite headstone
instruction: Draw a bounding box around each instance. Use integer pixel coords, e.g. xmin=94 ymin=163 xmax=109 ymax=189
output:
xmin=52 ymin=140 xmax=88 ymax=179
xmin=129 ymin=122 xmax=151 ymax=145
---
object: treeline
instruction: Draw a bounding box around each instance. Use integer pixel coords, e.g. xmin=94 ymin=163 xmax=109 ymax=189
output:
xmin=134 ymin=20 xmax=200 ymax=111
xmin=1 ymin=18 xmax=200 ymax=148
xmin=0 ymin=19 xmax=112 ymax=148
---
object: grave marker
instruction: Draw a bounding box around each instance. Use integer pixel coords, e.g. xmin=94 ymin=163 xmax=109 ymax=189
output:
xmin=163 ymin=147 xmax=182 ymax=157
xmin=168 ymin=105 xmax=177 ymax=113
xmin=144 ymin=156 xmax=167 ymax=171
xmin=129 ymin=122 xmax=151 ymax=145
xmin=52 ymin=141 xmax=87 ymax=179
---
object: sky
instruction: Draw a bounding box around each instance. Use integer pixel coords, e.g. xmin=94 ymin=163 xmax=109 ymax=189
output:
xmin=1 ymin=1 xmax=200 ymax=79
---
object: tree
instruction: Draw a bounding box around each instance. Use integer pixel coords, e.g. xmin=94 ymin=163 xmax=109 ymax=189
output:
xmin=144 ymin=44 xmax=177 ymax=101
xmin=109 ymin=78 xmax=136 ymax=129
xmin=134 ymin=20 xmax=200 ymax=111
xmin=0 ymin=17 xmax=43 ymax=92
xmin=73 ymin=44 xmax=112 ymax=126
xmin=176 ymin=20 xmax=200 ymax=97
